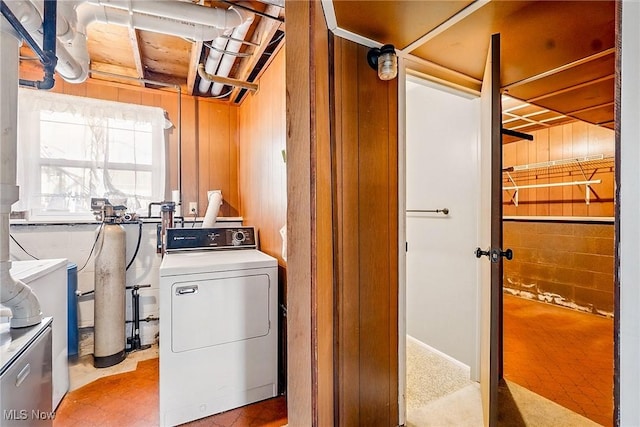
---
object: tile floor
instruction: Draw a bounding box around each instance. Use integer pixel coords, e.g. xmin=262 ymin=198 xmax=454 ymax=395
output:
xmin=54 ymin=294 xmax=612 ymax=426
xmin=503 ymin=294 xmax=614 ymax=427
xmin=53 ymin=357 xmax=287 ymax=427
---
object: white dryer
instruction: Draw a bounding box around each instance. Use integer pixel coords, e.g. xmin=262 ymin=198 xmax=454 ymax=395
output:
xmin=159 ymin=227 xmax=278 ymax=426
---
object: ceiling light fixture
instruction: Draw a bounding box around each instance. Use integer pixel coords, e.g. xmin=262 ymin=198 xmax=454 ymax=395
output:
xmin=367 ymin=44 xmax=398 ymax=81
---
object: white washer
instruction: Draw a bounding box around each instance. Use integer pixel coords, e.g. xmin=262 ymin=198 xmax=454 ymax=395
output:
xmin=159 ymin=227 xmax=278 ymax=427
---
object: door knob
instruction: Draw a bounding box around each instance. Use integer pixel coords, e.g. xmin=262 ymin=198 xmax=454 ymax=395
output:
xmin=476 ymin=247 xmax=513 ymax=262
xmin=475 ymin=247 xmax=490 ymax=259
xmin=490 ymin=248 xmax=513 ymax=262
xmin=501 ymin=248 xmax=513 ymax=261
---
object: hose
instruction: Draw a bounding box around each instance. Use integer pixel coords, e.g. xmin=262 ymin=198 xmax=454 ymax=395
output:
xmin=125 ymin=221 xmax=143 ymax=271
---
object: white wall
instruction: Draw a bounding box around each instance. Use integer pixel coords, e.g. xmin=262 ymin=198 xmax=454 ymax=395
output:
xmin=405 ymin=78 xmax=480 ymax=373
xmin=620 ymin=1 xmax=640 ymax=424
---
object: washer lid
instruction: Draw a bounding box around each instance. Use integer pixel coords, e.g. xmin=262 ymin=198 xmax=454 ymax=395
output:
xmin=10 ymin=259 xmax=68 ymax=283
xmin=159 ymin=249 xmax=277 ymax=276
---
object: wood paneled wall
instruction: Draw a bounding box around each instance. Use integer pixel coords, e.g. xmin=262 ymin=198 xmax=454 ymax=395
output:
xmin=503 ymin=122 xmax=614 ymax=217
xmin=19 ymin=70 xmax=239 ymax=217
xmin=238 ymin=45 xmax=287 ymax=398
xmin=285 ymin=3 xmax=400 ymax=424
xmin=333 ymin=38 xmax=399 ymax=426
xmin=238 ymin=47 xmax=286 ymax=265
xmin=285 ymin=1 xmax=334 ymax=425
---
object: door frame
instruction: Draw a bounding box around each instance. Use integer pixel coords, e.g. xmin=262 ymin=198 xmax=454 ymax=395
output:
xmin=398 ymin=36 xmax=503 ymax=425
xmin=397 ymin=58 xmax=408 ymax=427
xmin=397 ymin=62 xmax=489 ymax=425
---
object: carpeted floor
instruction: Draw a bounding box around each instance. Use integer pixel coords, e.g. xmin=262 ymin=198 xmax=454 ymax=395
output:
xmin=406 ymin=336 xmax=603 ymax=427
xmin=406 ymin=336 xmax=474 ymax=411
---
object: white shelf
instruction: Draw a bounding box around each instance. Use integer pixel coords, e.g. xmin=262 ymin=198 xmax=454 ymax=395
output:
xmin=503 ymin=154 xmax=613 ymax=206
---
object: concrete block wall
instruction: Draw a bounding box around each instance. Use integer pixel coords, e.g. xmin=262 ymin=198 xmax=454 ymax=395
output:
xmin=503 ymin=219 xmax=614 ymax=315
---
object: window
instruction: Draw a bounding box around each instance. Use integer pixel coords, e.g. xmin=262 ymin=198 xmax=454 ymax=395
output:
xmin=15 ymin=89 xmax=169 ymax=220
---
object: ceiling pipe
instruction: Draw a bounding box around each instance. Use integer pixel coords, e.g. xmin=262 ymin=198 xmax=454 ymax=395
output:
xmin=198 ymin=4 xmax=252 ymax=95
xmin=28 ymin=0 xmax=79 ymax=42
xmin=14 ymin=0 xmax=87 ymax=83
xmin=86 ymin=0 xmax=246 ymax=29
xmin=0 ymin=13 xmax=42 ymax=328
xmin=76 ymin=4 xmax=221 ymax=43
xmin=72 ymin=1 xmax=253 ymax=85
xmin=3 ymin=0 xmax=62 ymax=89
xmin=197 ymin=63 xmax=258 ymax=92
xmin=198 ymin=32 xmax=232 ymax=94
xmin=210 ymin=11 xmax=254 ymax=96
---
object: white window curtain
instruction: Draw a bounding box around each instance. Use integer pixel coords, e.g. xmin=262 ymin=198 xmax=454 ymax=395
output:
xmin=14 ymin=88 xmax=169 ymax=219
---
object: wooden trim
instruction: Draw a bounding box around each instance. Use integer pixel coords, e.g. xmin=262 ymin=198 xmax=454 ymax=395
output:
xmin=334 ymin=36 xmax=361 ymax=426
xmin=285 ymin=1 xmax=334 ymax=425
xmin=613 ymin=0 xmax=621 ymax=422
xmin=490 ymin=33 xmax=502 ymax=425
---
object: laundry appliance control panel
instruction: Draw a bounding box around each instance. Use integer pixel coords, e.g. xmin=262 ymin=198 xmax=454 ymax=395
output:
xmin=165 ymin=226 xmax=257 ymax=251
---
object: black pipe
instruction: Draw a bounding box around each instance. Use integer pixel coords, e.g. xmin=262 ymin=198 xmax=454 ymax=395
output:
xmin=131 ymin=287 xmax=141 ymax=350
xmin=125 ymin=221 xmax=143 ymax=271
xmin=219 ymin=0 xmax=284 ymax=22
xmin=39 ymin=0 xmax=57 ymax=89
xmin=125 ymin=284 xmax=151 ymax=352
xmin=147 ymin=201 xmax=163 ymax=218
xmin=502 ymin=127 xmax=534 ymax=141
xmin=125 ymin=316 xmax=159 ymax=323
xmin=1 ymin=0 xmax=58 ymax=90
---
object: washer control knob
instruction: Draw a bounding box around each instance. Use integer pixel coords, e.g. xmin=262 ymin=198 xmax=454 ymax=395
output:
xmin=233 ymin=230 xmax=246 ymax=245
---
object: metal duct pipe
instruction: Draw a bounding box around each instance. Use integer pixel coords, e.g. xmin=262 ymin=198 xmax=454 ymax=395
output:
xmin=0 ymin=15 xmax=42 ymax=329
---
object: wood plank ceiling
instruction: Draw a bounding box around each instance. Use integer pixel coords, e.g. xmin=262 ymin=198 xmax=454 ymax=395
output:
xmin=330 ymin=0 xmax=616 ymax=141
xmin=18 ymin=0 xmax=615 ymax=125
xmin=19 ymin=0 xmax=285 ymax=104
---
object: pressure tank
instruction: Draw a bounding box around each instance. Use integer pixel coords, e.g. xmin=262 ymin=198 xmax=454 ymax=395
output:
xmin=94 ymin=223 xmax=126 ymax=368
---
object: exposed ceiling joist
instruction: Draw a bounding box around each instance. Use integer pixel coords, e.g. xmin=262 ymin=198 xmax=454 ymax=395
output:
xmin=186 ymin=40 xmax=204 ymax=96
xmin=228 ymin=5 xmax=282 ymax=102
xmin=127 ymin=27 xmax=145 ymax=86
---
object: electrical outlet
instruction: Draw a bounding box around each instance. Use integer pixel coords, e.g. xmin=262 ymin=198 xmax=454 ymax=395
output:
xmin=189 ymin=202 xmax=197 ymax=214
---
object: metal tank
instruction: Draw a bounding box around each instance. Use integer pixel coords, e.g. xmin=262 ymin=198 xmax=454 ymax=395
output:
xmin=93 ymin=222 xmax=126 ymax=368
